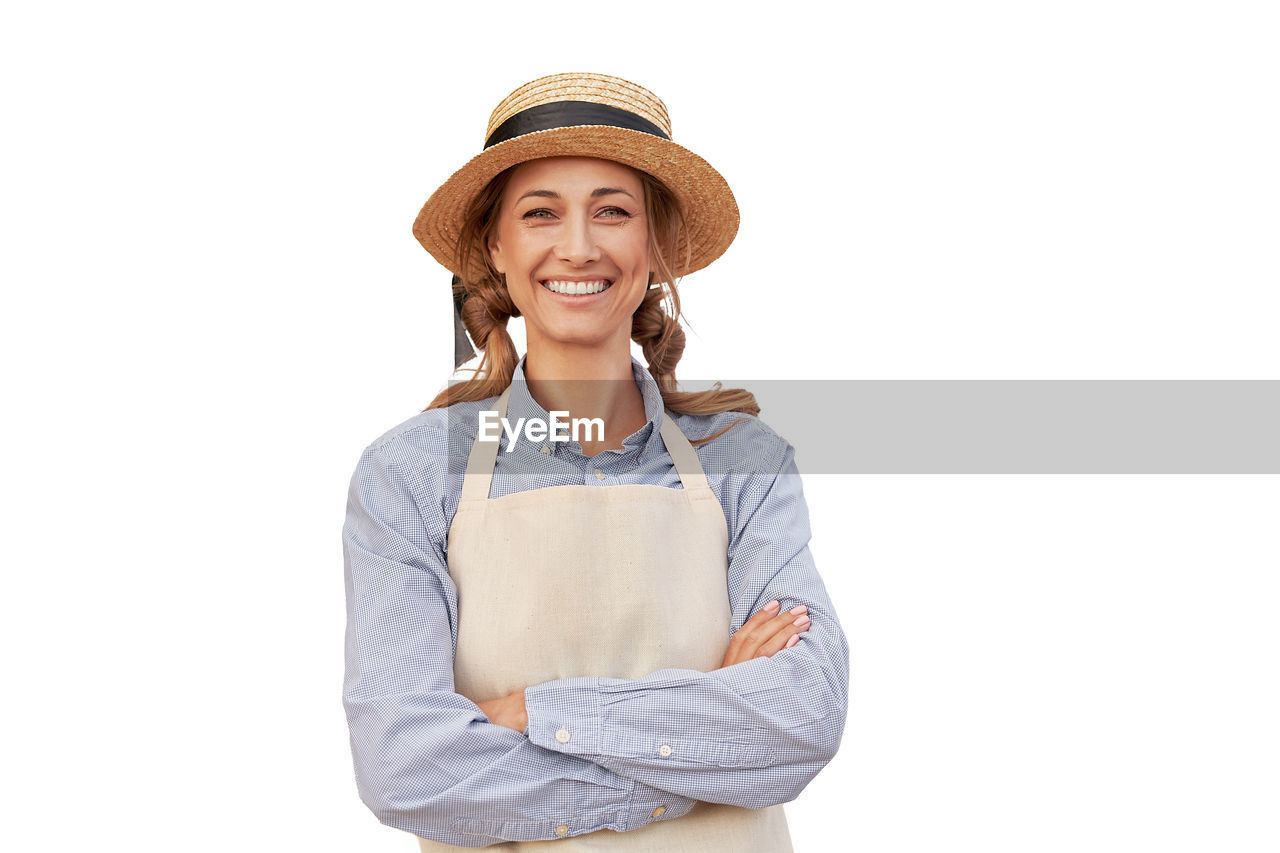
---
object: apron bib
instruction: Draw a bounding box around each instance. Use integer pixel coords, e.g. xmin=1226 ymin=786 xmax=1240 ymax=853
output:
xmin=417 ymin=384 xmax=792 ymax=851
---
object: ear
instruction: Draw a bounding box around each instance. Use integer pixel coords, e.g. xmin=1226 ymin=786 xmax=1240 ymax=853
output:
xmin=487 ymin=233 xmax=506 ymax=275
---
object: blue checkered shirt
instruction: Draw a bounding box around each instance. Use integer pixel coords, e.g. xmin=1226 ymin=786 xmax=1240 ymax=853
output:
xmin=342 ymin=355 xmax=849 ymax=847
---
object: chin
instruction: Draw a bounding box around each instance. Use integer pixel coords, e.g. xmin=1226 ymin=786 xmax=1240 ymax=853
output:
xmin=532 ymin=322 xmax=624 ymax=350
xmin=545 ymin=332 xmax=615 ymax=349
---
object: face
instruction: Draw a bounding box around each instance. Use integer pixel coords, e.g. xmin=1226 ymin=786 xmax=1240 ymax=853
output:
xmin=488 ymin=156 xmax=654 ymax=355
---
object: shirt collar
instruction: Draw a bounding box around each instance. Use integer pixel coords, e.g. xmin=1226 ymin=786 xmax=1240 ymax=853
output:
xmin=503 ymin=354 xmax=667 ymax=461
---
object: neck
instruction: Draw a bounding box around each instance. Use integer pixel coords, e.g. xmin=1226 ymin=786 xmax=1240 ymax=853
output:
xmin=521 ymin=339 xmax=646 ymax=435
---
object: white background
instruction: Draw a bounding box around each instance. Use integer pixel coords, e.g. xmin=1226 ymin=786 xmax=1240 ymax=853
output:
xmin=3 ymin=1 xmax=1278 ymax=851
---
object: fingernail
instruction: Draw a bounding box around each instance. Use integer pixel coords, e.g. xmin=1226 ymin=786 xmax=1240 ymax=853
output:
xmin=793 ymin=615 xmax=811 ymax=627
xmin=764 ymin=600 xmax=780 ymax=612
xmin=785 ymin=635 xmax=799 ymax=648
xmin=789 ymin=605 xmax=808 ymax=615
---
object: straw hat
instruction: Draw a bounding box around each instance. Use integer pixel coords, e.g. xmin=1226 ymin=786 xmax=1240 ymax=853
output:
xmin=413 ymin=72 xmax=739 ymax=285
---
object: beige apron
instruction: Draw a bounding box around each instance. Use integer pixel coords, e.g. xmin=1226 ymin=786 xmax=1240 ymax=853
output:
xmin=417 ymin=384 xmax=792 ymax=852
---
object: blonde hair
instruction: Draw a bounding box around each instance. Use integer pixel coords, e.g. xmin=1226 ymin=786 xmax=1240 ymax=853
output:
xmin=424 ymin=161 xmax=757 ymax=445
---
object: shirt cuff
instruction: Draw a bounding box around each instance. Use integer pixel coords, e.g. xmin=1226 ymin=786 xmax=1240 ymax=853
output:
xmin=524 ymin=676 xmax=605 ymax=756
xmin=623 ymin=780 xmax=697 ymax=831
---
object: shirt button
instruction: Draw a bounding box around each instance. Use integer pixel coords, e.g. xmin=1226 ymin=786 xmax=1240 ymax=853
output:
xmin=658 ymin=744 xmax=673 ymax=757
xmin=555 ymin=728 xmax=571 ymax=743
xmin=555 ymin=825 xmax=569 ymax=835
xmin=594 ymin=469 xmax=605 ymax=480
xmin=651 ymin=806 xmax=667 ymax=819
xmin=540 ymin=445 xmax=551 ymax=454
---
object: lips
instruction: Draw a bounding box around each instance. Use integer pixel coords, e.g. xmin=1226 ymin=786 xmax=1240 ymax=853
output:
xmin=540 ymin=279 xmax=613 ymax=296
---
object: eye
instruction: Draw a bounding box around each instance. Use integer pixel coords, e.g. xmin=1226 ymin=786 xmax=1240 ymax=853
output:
xmin=521 ymin=208 xmax=554 ymax=219
xmin=598 ymin=206 xmax=632 ymax=219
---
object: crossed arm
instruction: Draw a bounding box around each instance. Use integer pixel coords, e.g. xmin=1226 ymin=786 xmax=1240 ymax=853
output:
xmin=476 ymin=597 xmax=816 ymax=730
xmin=342 ymin=440 xmax=849 ymax=846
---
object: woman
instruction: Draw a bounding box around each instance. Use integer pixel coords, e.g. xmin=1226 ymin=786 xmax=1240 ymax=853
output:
xmin=342 ymin=73 xmax=849 ymax=850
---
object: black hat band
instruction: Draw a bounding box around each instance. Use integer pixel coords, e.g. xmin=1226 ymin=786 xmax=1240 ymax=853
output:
xmin=484 ymin=100 xmax=670 ymax=149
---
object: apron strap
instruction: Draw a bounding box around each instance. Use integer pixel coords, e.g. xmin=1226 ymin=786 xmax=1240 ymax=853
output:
xmin=659 ymin=411 xmax=715 ymax=495
xmin=459 ymin=385 xmax=512 ymax=503
xmin=458 ymin=384 xmax=716 ymax=502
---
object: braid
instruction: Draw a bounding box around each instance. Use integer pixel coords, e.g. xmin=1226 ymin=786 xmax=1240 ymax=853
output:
xmin=631 ymin=174 xmax=760 ymax=429
xmin=424 ymin=168 xmax=520 ymax=410
xmin=631 ymin=284 xmax=685 ymax=391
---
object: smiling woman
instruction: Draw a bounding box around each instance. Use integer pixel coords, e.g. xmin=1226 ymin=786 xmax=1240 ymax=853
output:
xmin=341 ymin=72 xmax=850 ymax=851
xmin=430 ymin=149 xmax=735 ymax=424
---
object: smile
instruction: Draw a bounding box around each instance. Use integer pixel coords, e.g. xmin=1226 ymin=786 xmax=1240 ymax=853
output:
xmin=540 ymin=279 xmax=613 ymax=295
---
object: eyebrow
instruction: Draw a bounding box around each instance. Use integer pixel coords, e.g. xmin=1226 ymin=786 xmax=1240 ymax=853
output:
xmin=515 ymin=187 xmax=637 ymax=203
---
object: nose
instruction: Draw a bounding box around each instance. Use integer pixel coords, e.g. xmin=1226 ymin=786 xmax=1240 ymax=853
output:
xmin=555 ymin=212 xmax=600 ymax=266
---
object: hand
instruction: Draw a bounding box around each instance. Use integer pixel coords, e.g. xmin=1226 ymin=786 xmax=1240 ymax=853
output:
xmin=720 ymin=600 xmax=810 ymax=668
xmin=477 ymin=689 xmax=529 ymax=733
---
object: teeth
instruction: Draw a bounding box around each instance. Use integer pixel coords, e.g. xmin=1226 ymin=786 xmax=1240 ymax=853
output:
xmin=541 ymin=279 xmax=612 ymax=295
